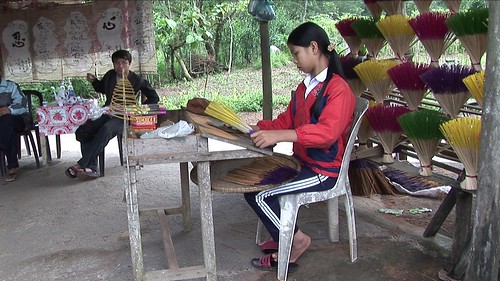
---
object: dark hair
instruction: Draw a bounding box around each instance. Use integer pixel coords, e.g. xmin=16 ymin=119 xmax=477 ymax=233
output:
xmin=112 ymin=49 xmax=132 ymax=64
xmin=287 ymin=21 xmax=344 ymax=80
xmin=288 ymin=22 xmax=345 ymax=119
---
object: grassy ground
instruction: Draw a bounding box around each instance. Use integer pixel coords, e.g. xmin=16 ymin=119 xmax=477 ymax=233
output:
xmin=156 ymin=64 xmax=303 ymax=115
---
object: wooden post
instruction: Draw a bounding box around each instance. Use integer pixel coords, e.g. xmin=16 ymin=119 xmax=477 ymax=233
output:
xmin=260 ymin=21 xmax=273 ymax=120
xmin=465 ymin=1 xmax=500 ymax=280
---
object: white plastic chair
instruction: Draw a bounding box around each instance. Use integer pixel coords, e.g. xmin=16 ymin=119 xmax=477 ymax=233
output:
xmin=255 ymin=96 xmax=369 ymax=281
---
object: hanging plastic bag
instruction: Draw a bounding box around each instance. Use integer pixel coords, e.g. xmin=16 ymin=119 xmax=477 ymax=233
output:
xmin=248 ymin=0 xmax=276 ymax=21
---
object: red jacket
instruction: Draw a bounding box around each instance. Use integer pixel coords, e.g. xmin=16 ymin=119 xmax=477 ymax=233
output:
xmin=257 ymin=75 xmax=355 ymax=177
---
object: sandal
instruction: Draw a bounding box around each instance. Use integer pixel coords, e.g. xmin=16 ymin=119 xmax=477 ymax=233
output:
xmin=65 ymin=165 xmax=80 ymax=179
xmin=77 ymin=168 xmax=99 ymax=180
xmin=251 ymin=253 xmax=299 ymax=273
xmin=5 ymin=172 xmax=17 ymax=182
xmin=258 ymin=239 xmax=278 ymax=254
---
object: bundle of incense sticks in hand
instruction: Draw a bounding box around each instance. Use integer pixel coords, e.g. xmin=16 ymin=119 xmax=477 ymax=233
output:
xmin=222 ymin=155 xmax=300 ymax=186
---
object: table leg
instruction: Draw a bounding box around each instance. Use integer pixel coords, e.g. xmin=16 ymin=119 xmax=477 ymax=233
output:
xmin=179 ymin=162 xmax=192 ymax=232
xmin=197 ymin=161 xmax=217 ymax=281
xmin=40 ymin=135 xmax=49 ymax=173
xmin=125 ymin=165 xmax=144 ymax=281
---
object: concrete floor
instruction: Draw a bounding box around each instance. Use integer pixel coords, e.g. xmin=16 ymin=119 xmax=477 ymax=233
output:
xmin=0 ymin=134 xmax=454 ymax=281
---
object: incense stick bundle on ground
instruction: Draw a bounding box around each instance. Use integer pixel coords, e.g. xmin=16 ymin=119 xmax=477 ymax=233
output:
xmin=420 ymin=64 xmax=475 ymax=118
xmin=463 ymin=70 xmax=485 ymax=108
xmin=336 ymin=17 xmax=362 ymax=55
xmin=363 ymin=0 xmax=383 ymax=19
xmin=398 ymin=109 xmax=450 ymax=176
xmin=349 ymin=159 xmax=397 ymax=196
xmin=222 ymin=155 xmax=300 ymax=186
xmin=444 ymin=0 xmax=461 ymax=14
xmin=413 ymin=0 xmax=433 ymax=14
xmin=446 ymin=7 xmax=489 ymax=71
xmin=340 ymin=55 xmax=367 ymax=97
xmin=440 ymin=116 xmax=481 ymax=190
xmin=366 ymin=104 xmax=411 ymax=163
xmin=109 ymin=78 xmax=140 ymax=120
xmin=204 ymin=100 xmax=253 ymax=134
xmin=351 ymin=18 xmax=387 ymax=58
xmin=409 ymin=12 xmax=455 ymax=67
xmin=376 ymin=0 xmax=404 ymax=16
xmin=387 ymin=61 xmax=431 ymax=110
xmin=353 ymin=59 xmax=399 ymax=103
xmin=376 ymin=14 xmax=416 ymax=62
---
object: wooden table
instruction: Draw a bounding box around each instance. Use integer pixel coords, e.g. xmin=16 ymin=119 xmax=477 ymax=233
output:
xmin=123 ymin=110 xmax=272 ymax=281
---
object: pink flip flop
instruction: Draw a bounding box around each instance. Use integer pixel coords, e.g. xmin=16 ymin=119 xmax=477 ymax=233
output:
xmin=258 ymin=239 xmax=278 ymax=254
xmin=251 ymin=253 xmax=299 ymax=272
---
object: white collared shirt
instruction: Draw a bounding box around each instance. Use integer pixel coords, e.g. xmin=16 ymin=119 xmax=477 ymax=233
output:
xmin=302 ymin=68 xmax=327 ymax=99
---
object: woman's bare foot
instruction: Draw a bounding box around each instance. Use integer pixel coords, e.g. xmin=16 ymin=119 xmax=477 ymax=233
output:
xmin=289 ymin=230 xmax=311 ymax=263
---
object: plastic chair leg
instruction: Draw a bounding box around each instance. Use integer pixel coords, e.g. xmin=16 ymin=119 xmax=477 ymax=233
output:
xmin=327 ymin=197 xmax=340 ymax=242
xmin=56 ymin=134 xmax=61 ymax=159
xmin=344 ymin=190 xmax=357 ymax=262
xmin=277 ymin=197 xmax=300 ymax=281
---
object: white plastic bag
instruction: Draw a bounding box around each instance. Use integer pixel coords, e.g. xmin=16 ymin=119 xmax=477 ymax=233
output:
xmin=140 ymin=120 xmax=194 ymax=139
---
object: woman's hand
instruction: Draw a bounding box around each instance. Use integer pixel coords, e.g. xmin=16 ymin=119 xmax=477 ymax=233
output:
xmin=250 ymin=129 xmax=297 ymax=148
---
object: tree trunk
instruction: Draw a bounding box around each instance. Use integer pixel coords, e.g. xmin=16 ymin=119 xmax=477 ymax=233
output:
xmin=174 ymin=50 xmax=193 ymax=82
xmin=465 ymin=1 xmax=500 ymax=280
xmin=169 ymin=48 xmax=176 ymax=80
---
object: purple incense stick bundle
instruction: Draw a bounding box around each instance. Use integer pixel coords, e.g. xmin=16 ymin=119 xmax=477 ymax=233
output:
xmin=419 ymin=64 xmax=475 ymax=118
xmin=387 ymin=61 xmax=431 ymax=110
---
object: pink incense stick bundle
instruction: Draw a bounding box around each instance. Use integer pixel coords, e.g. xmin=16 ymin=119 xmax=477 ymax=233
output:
xmin=365 ymin=104 xmax=412 ymax=163
xmin=340 ymin=55 xmax=367 ymax=97
xmin=387 ymin=61 xmax=431 ymax=111
xmin=409 ymin=12 xmax=456 ymax=67
xmin=363 ymin=0 xmax=383 ymax=19
xmin=420 ymin=64 xmax=475 ymax=118
xmin=335 ymin=17 xmax=362 ymax=55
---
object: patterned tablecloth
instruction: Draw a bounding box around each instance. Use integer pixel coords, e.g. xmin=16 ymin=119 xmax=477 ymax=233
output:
xmin=36 ymin=103 xmax=92 ymax=136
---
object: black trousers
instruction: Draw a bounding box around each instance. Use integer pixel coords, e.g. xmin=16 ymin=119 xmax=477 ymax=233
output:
xmin=0 ymin=114 xmax=26 ymax=170
xmin=75 ymin=115 xmax=124 ymax=171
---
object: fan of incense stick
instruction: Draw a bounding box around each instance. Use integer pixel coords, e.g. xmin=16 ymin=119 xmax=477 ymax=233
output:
xmin=340 ymin=55 xmax=367 ymax=97
xmin=357 ymin=100 xmax=379 ymax=150
xmin=377 ymin=0 xmax=404 ymax=16
xmin=387 ymin=61 xmax=431 ymax=110
xmin=351 ymin=17 xmax=387 ymax=58
xmin=109 ymin=77 xmax=140 ymax=120
xmin=335 ymin=17 xmax=362 ymax=55
xmin=398 ymin=109 xmax=450 ymax=176
xmin=204 ymin=100 xmax=253 ymax=134
xmin=413 ymin=0 xmax=433 ymax=14
xmin=444 ymin=0 xmax=461 ymax=14
xmin=462 ymin=70 xmax=485 ymax=108
xmin=363 ymin=0 xmax=383 ymax=19
xmin=446 ymin=7 xmax=489 ymax=71
xmin=221 ymin=154 xmax=300 ymax=186
xmin=409 ymin=12 xmax=456 ymax=67
xmin=353 ymin=59 xmax=399 ymax=103
xmin=440 ymin=116 xmax=481 ymax=190
xmin=365 ymin=104 xmax=411 ymax=163
xmin=420 ymin=64 xmax=475 ymax=118
xmin=376 ymin=14 xmax=416 ymax=62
